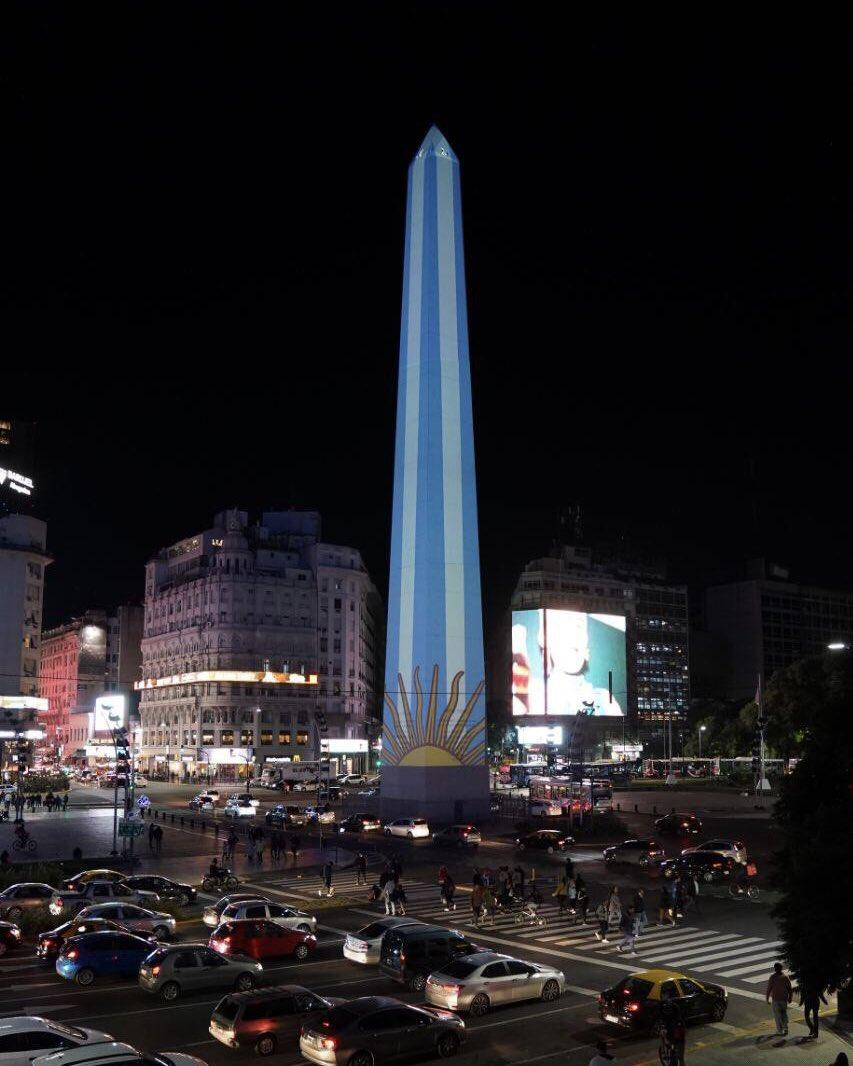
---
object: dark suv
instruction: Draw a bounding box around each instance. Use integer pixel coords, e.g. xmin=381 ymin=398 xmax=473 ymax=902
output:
xmin=654 ymin=813 xmax=702 ymax=836
xmin=209 ymin=983 xmax=342 ymax=1056
xmin=379 ymin=924 xmax=479 ymax=992
xmin=660 ymin=852 xmax=736 ymax=884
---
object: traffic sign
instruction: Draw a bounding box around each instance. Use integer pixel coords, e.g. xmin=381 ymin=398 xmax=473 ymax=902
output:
xmin=137 ymin=794 xmax=151 ymax=809
xmin=118 ymin=819 xmax=146 ymax=838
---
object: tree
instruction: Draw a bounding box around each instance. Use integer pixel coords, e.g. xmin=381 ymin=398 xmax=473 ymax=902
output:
xmin=770 ymin=652 xmax=853 ymax=997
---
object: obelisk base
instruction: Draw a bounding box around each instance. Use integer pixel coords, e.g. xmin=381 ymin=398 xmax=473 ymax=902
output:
xmin=380 ymin=764 xmax=490 ymax=824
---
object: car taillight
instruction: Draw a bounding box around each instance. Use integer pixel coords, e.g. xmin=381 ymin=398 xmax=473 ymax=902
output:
xmin=66 ymin=948 xmax=79 ymax=959
xmin=151 ymin=965 xmax=161 ymax=976
xmin=399 ymin=952 xmax=406 ymax=962
xmin=681 ymin=822 xmax=689 ymax=828
xmin=319 ymin=1038 xmax=337 ymax=1050
xmin=627 ymin=1001 xmax=641 ymax=1012
xmin=712 ymin=862 xmax=722 ymax=868
xmin=55 ymin=898 xmax=64 ymax=908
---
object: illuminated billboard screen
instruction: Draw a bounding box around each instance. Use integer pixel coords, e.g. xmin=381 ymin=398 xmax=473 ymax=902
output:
xmin=94 ymin=694 xmax=127 ymax=732
xmin=512 ymin=609 xmax=626 ymax=716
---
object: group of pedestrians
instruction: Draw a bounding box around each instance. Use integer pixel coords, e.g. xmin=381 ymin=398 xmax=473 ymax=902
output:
xmin=367 ymin=855 xmax=408 ymax=915
xmin=146 ymin=822 xmax=164 ymax=854
xmin=2 ymin=791 xmax=69 ymax=819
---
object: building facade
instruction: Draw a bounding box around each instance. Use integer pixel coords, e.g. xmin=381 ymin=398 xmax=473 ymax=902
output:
xmin=136 ymin=509 xmax=381 ymax=780
xmin=0 ymin=513 xmax=51 ymax=700
xmin=509 ymin=544 xmax=690 ymax=755
xmin=698 ymin=559 xmax=853 ymax=701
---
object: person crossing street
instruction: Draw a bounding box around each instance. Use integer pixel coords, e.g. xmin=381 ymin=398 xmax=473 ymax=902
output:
xmin=765 ymin=962 xmax=793 ymax=1037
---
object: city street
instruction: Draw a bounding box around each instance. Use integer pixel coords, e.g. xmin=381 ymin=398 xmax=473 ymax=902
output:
xmin=1 ymin=784 xmax=846 ymax=1064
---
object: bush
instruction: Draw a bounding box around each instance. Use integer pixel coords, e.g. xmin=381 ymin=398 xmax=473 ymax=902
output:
xmin=0 ymin=861 xmax=66 ymax=893
xmin=13 ymin=905 xmax=62 ymax=936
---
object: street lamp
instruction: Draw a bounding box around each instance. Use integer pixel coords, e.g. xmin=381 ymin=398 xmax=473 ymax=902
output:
xmin=827 ymin=642 xmax=849 ymax=651
xmin=698 ymin=724 xmax=707 ymax=759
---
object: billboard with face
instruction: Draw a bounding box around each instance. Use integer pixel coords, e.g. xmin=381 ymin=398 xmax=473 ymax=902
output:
xmin=511 ymin=609 xmax=626 ymax=716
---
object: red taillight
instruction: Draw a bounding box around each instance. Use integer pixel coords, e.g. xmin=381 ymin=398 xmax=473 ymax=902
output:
xmin=627 ymin=1002 xmax=641 ymax=1013
xmin=319 ymin=1038 xmax=336 ymax=1051
xmin=681 ymin=822 xmax=689 ymax=828
xmin=55 ymin=898 xmax=64 ymax=908
xmin=151 ymin=965 xmax=161 ymax=976
xmin=399 ymin=952 xmax=406 ymax=962
xmin=66 ymin=948 xmax=79 ymax=959
xmin=712 ymin=862 xmax=722 ymax=868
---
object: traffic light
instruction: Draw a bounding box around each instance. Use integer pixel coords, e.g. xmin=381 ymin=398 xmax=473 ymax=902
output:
xmin=16 ymin=737 xmax=29 ymax=772
xmin=114 ymin=728 xmax=131 ymax=783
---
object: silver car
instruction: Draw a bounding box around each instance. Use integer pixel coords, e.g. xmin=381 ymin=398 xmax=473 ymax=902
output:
xmin=203 ymin=894 xmax=269 ymax=929
xmin=343 ymin=917 xmax=421 ymax=965
xmin=220 ymin=900 xmax=316 ymax=933
xmin=0 ymin=883 xmax=55 ymax=920
xmin=139 ymin=942 xmax=261 ymax=1001
xmin=425 ymin=950 xmax=564 ymax=1015
xmin=75 ymin=903 xmax=175 ymax=940
xmin=682 ymin=838 xmax=747 ymax=864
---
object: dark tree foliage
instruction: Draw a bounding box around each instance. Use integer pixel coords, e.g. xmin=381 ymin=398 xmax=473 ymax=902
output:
xmin=771 ymin=653 xmax=853 ymax=993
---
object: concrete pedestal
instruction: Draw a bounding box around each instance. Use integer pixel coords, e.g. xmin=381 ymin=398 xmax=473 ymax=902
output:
xmin=380 ymin=764 xmax=490 ymax=823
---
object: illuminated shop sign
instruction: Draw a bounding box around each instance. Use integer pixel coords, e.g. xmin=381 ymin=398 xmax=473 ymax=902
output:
xmin=135 ymin=669 xmax=319 ymax=690
xmin=320 ymin=738 xmax=369 ymax=753
xmin=516 ymin=726 xmax=564 ymax=746
xmin=0 ymin=696 xmax=49 ymax=711
xmin=0 ymin=467 xmax=34 ymax=496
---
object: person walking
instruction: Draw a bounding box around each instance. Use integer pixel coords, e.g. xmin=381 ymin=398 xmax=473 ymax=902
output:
xmin=684 ymin=871 xmax=699 ymax=914
xmin=392 ymin=880 xmax=407 ymax=916
xmin=673 ymin=875 xmax=686 ymax=921
xmin=154 ymin=823 xmax=163 ymax=855
xmin=659 ymin=880 xmax=674 ymax=925
xmin=382 ymin=879 xmax=396 ymax=915
xmin=513 ymin=864 xmax=526 ymax=896
xmin=438 ymin=864 xmax=448 ymax=887
xmin=322 ymin=860 xmax=334 ymax=897
xmin=483 ymin=884 xmax=497 ymax=926
xmin=607 ymin=885 xmax=621 ymax=931
xmin=552 ymin=876 xmax=569 ymax=916
xmin=594 ymin=899 xmax=610 ymax=944
xmin=62 ymin=793 xmax=69 ymax=812
xmin=633 ymin=889 xmax=647 ymax=936
xmin=355 ymin=851 xmax=367 ymax=885
xmin=799 ymin=982 xmax=828 ymax=1040
xmin=148 ymin=822 xmax=156 ymax=854
xmin=567 ymin=876 xmax=578 ymax=914
xmin=290 ymin=835 xmax=300 ymax=863
xmin=576 ymin=883 xmax=590 ymax=924
xmin=564 ymin=854 xmax=575 ymax=881
xmin=617 ymin=906 xmax=638 ymax=955
xmin=765 ymin=962 xmax=793 ymax=1037
xmin=471 ymin=883 xmax=484 ymax=927
xmin=441 ymin=873 xmax=457 ymax=912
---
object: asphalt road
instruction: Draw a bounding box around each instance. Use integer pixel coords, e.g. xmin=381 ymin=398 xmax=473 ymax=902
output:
xmin=0 ymin=782 xmax=824 ymax=1064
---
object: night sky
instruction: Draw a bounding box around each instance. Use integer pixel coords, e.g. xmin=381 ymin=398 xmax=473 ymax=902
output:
xmin=4 ymin=9 xmax=851 ymax=646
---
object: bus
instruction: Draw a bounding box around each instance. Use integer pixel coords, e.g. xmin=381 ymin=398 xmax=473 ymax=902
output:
xmin=529 ymin=774 xmax=613 ymax=813
xmin=499 ymin=762 xmax=546 ymax=787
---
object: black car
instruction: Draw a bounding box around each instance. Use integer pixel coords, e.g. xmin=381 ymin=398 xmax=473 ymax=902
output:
xmin=123 ymin=875 xmax=197 ymax=906
xmin=603 ymin=840 xmax=665 ymax=867
xmin=0 ymin=920 xmax=22 ymax=956
xmin=515 ymin=830 xmax=574 ymax=853
xmin=599 ymin=970 xmax=727 ymax=1033
xmin=654 ymin=813 xmax=702 ymax=836
xmin=379 ymin=924 xmax=479 ymax=992
xmin=660 ymin=852 xmax=736 ymax=884
xmin=338 ymin=814 xmax=382 ymax=833
xmin=265 ymin=804 xmax=306 ymax=828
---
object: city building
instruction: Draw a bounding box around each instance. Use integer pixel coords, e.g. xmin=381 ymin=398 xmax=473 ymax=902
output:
xmin=509 ymin=543 xmax=690 ymax=756
xmin=136 ymin=508 xmax=382 ymax=780
xmin=39 ymin=605 xmax=143 ymax=758
xmin=696 ymin=558 xmax=853 ymax=701
xmin=0 ymin=513 xmax=51 ymax=700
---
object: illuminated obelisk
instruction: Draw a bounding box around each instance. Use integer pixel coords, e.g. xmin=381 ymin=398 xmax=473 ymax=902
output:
xmin=381 ymin=127 xmax=488 ymax=821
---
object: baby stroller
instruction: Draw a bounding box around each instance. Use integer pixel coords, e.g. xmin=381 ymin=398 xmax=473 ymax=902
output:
xmin=513 ymin=895 xmax=547 ymax=927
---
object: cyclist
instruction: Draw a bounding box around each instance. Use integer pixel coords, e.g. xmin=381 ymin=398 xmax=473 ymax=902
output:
xmin=14 ymin=822 xmax=29 ymax=844
xmin=659 ymin=999 xmax=686 ymax=1065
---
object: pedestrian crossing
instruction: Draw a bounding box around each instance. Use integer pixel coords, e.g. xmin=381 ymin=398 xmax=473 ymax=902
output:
xmin=263 ymin=870 xmax=786 ymax=990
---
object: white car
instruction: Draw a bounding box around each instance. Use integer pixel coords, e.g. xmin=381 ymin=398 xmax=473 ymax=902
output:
xmin=219 ymin=900 xmax=316 ymax=933
xmin=383 ymin=817 xmax=430 ymax=839
xmin=529 ymin=800 xmax=561 ymax=817
xmin=0 ymin=1018 xmax=113 ymax=1066
xmin=291 ymin=780 xmax=319 ymax=792
xmin=682 ymin=839 xmax=748 ymax=864
xmin=304 ymin=805 xmax=336 ymax=824
xmin=231 ymin=792 xmax=260 ymax=808
xmin=337 ymin=774 xmax=366 ymax=786
xmin=224 ymin=800 xmax=256 ymax=819
xmin=343 ymin=916 xmax=420 ymax=965
xmin=31 ymin=1042 xmax=208 ymax=1066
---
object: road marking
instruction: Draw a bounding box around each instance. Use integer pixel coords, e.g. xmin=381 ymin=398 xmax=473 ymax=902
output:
xmin=643 ymin=939 xmax=781 ymax=966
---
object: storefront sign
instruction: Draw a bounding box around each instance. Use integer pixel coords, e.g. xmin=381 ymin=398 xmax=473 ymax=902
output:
xmin=0 ymin=467 xmax=34 ymax=496
xmin=135 ymin=669 xmax=318 ymax=690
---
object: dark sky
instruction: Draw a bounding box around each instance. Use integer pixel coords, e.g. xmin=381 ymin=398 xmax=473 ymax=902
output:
xmin=4 ymin=8 xmax=851 ymax=640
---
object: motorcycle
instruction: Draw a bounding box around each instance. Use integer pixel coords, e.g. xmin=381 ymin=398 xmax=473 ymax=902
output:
xmin=202 ymin=867 xmax=239 ymax=892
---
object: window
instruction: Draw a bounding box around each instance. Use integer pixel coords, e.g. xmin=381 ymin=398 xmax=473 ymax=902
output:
xmin=296 ymin=732 xmax=309 ymax=746
xmin=260 ymin=730 xmax=273 ymax=745
xmin=278 ymin=731 xmax=291 ymax=745
xmin=240 ymin=730 xmax=253 ymax=746
xmin=679 ymin=979 xmax=702 ymax=996
xmin=173 ymin=951 xmax=199 ymax=969
xmin=202 ymin=731 xmax=214 ymax=745
xmin=243 ymin=905 xmax=267 ymax=919
xmin=505 ymin=961 xmax=531 ymax=976
xmin=221 ymin=730 xmax=234 ymax=744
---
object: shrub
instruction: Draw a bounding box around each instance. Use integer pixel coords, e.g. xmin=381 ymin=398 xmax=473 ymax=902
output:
xmin=14 ymin=905 xmax=62 ymax=936
xmin=0 ymin=862 xmax=66 ymax=893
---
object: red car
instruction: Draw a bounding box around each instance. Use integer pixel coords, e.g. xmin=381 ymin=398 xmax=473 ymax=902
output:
xmin=209 ymin=919 xmax=316 ymax=961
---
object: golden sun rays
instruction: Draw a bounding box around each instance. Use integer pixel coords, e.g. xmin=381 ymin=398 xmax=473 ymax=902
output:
xmin=382 ymin=665 xmax=485 ymax=767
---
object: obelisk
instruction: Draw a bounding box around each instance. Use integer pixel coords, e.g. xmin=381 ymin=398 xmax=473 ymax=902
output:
xmin=381 ymin=127 xmax=488 ymax=821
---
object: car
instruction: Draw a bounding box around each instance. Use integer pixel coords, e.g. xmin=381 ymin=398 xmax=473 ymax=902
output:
xmin=74 ymin=902 xmax=176 ymax=939
xmin=431 ymin=825 xmax=482 ymax=847
xmin=598 ymin=969 xmax=727 ymax=1033
xmin=55 ymin=930 xmax=158 ymax=986
xmin=304 ymin=804 xmax=336 ymax=824
xmin=189 ymin=796 xmax=215 ymax=812
xmin=265 ymin=804 xmax=306 ymax=827
xmin=0 ymin=1018 xmax=113 ymax=1065
xmin=338 ymin=813 xmax=382 ymax=834
xmin=681 ymin=839 xmax=747 ymax=864
xmin=49 ymin=880 xmax=160 ymax=916
xmin=203 ymin=894 xmax=271 ymax=929
xmin=209 ymin=920 xmax=316 ymax=961
xmin=219 ymin=900 xmax=316 ymax=933
xmin=379 ymin=923 xmax=480 ymax=992
xmin=202 ymin=789 xmax=220 ymax=800
xmin=356 ymin=787 xmax=379 ymax=797
xmin=383 ymin=818 xmax=430 ymax=839
xmin=30 ymin=1040 xmax=208 ymax=1066
xmin=122 ymin=875 xmax=197 ymax=907
xmin=603 ymin=840 xmax=665 ymax=867
xmin=529 ymin=800 xmax=562 ymax=817
xmin=0 ymin=883 xmax=56 ymax=920
xmin=660 ymin=852 xmax=737 ymax=884
xmin=59 ymin=870 xmax=126 ymax=893
xmin=0 ymin=919 xmax=23 ymax=956
xmin=291 ymin=780 xmax=319 ymax=792
xmin=232 ymin=793 xmax=260 ymax=808
xmin=654 ymin=813 xmax=703 ymax=836
xmin=300 ymin=996 xmax=465 ymax=1066
xmin=426 ymin=950 xmax=565 ymax=1015
xmin=343 ymin=917 xmax=421 ymax=965
xmin=224 ymin=799 xmax=256 ymax=818
xmin=209 ymin=984 xmax=345 ymax=1056
xmin=139 ymin=942 xmax=262 ymax=1001
xmin=337 ymin=774 xmax=366 ymax=786
xmin=36 ymin=919 xmax=130 ymax=961
xmin=515 ymin=830 xmax=574 ymax=853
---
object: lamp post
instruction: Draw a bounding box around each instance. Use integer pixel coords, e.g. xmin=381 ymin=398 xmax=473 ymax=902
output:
xmin=698 ymin=724 xmax=706 ymax=759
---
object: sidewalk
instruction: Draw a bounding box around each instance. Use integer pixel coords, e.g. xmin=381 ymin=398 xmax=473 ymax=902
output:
xmin=687 ymin=1017 xmax=851 ymax=1065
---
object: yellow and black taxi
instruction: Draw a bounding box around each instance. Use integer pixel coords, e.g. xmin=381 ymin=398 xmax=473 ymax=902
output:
xmin=598 ymin=969 xmax=727 ymax=1033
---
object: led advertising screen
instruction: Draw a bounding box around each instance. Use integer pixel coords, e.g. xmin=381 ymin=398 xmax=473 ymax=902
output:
xmin=94 ymin=694 xmax=127 ymax=732
xmin=512 ymin=609 xmax=626 ymax=716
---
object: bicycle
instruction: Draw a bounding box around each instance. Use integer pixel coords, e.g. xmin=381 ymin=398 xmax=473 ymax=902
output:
xmin=729 ymin=880 xmax=760 ymax=900
xmin=12 ymin=835 xmax=37 ymax=853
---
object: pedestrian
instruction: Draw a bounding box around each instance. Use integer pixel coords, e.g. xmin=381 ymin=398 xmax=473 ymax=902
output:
xmin=472 ymin=866 xmax=484 ymax=888
xmin=594 ymin=899 xmax=610 ymax=943
xmin=607 ymin=885 xmax=621 ymax=927
xmin=438 ymin=864 xmax=448 ymax=886
xmin=659 ymin=881 xmax=674 ymax=925
xmin=382 ymin=879 xmax=396 ymax=915
xmin=564 ymin=854 xmax=575 ymax=881
xmin=684 ymin=871 xmax=699 ymax=913
xmin=154 ymin=824 xmax=163 ymax=855
xmin=62 ymin=794 xmax=69 ymax=811
xmin=552 ymin=876 xmax=569 ymax=916
xmin=588 ymin=1040 xmax=614 ymax=1065
xmin=355 ymin=851 xmax=367 ymax=885
xmin=148 ymin=822 xmax=156 ymax=853
xmin=765 ymin=962 xmax=793 ymax=1037
xmin=322 ymin=860 xmax=334 ymax=897
xmin=633 ymin=889 xmax=647 ymax=935
xmin=368 ymin=883 xmax=381 ymax=903
xmin=567 ymin=876 xmax=578 ymax=914
xmin=246 ymin=835 xmax=257 ymax=864
xmin=514 ymin=864 xmax=526 ymax=896
xmin=291 ymin=835 xmax=300 ymax=862
xmin=617 ymin=906 xmax=638 ymax=955
xmin=483 ymin=884 xmax=497 ymax=926
xmin=799 ymin=982 xmax=828 ymax=1040
xmin=471 ymin=883 xmax=484 ymax=927
xmin=392 ymin=881 xmax=407 ymax=916
xmin=576 ymin=884 xmax=590 ymax=924
xmin=673 ymin=876 xmax=686 ymax=920
xmin=441 ymin=873 xmax=456 ymax=912
xmin=390 ymin=855 xmax=402 ymax=881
